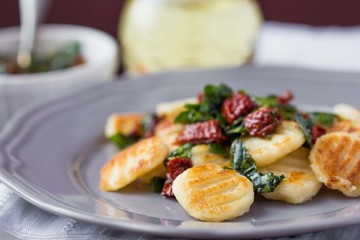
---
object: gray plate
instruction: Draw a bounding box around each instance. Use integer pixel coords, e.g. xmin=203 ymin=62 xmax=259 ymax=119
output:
xmin=0 ymin=67 xmax=360 ymax=239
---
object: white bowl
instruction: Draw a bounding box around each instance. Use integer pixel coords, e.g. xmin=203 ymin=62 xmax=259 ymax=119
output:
xmin=0 ymin=24 xmax=119 ymax=83
xmin=0 ymin=24 xmax=119 ymax=124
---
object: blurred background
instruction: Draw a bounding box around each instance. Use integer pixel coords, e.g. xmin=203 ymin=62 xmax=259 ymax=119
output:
xmin=2 ymin=0 xmax=360 ymax=37
xmin=2 ymin=0 xmax=360 ymax=74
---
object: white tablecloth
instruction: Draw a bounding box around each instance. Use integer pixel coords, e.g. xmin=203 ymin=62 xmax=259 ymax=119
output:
xmin=255 ymin=22 xmax=360 ymax=72
xmin=1 ymin=22 xmax=360 ymax=240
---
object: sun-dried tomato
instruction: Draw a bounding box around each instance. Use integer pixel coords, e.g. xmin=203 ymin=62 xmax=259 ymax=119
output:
xmin=166 ymin=157 xmax=193 ymax=179
xmin=161 ymin=157 xmax=192 ymax=197
xmin=312 ymin=125 xmax=327 ymax=144
xmin=176 ymin=119 xmax=227 ymax=144
xmin=221 ymin=92 xmax=257 ymax=124
xmin=162 ymin=179 xmax=174 ymax=197
xmin=244 ymin=107 xmax=280 ymax=137
xmin=197 ymin=93 xmax=203 ymax=103
xmin=300 ymin=112 xmax=310 ymax=119
xmin=277 ymin=90 xmax=294 ymax=105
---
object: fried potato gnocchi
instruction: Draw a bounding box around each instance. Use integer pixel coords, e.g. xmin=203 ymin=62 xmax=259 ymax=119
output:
xmin=260 ymin=147 xmax=322 ymax=204
xmin=101 ymin=83 xmax=360 ymax=223
xmin=172 ymin=164 xmax=254 ymax=222
xmin=310 ymin=132 xmax=360 ymax=197
xmin=155 ymin=118 xmax=184 ymax=137
xmin=105 ymin=113 xmax=144 ymax=138
xmin=100 ymin=137 xmax=169 ymax=191
xmin=155 ymin=98 xmax=198 ymax=119
xmin=328 ymin=120 xmax=360 ymax=137
xmin=155 ymin=118 xmax=184 ymax=151
xmin=242 ymin=121 xmax=305 ymax=167
xmin=191 ymin=145 xmax=230 ymax=168
xmin=138 ymin=163 xmax=166 ymax=184
xmin=333 ymin=103 xmax=360 ymax=124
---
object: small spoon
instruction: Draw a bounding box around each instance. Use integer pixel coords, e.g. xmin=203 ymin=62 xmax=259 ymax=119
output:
xmin=17 ymin=0 xmax=40 ymax=69
xmin=17 ymin=0 xmax=51 ymax=70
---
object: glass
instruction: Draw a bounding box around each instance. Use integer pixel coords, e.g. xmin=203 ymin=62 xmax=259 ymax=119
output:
xmin=119 ymin=0 xmax=262 ymax=75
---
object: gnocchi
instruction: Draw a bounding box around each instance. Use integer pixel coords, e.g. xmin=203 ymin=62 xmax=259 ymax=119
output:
xmin=100 ymin=83 xmax=359 ymax=222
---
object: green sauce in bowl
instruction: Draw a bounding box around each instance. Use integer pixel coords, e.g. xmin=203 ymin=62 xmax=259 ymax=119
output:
xmin=0 ymin=42 xmax=85 ymax=75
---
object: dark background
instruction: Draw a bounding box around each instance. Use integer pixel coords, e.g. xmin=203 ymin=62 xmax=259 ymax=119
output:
xmin=1 ymin=0 xmax=360 ymax=40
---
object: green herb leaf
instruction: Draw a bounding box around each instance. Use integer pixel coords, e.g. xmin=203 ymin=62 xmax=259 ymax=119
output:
xmin=253 ymin=95 xmax=298 ymax=120
xmin=140 ymin=113 xmax=156 ymax=137
xmin=253 ymin=95 xmax=278 ymax=108
xmin=167 ymin=143 xmax=194 ymax=160
xmin=247 ymin=172 xmax=285 ymax=193
xmin=150 ymin=177 xmax=166 ymax=193
xmin=208 ymin=143 xmax=229 ymax=158
xmin=226 ymin=121 xmax=248 ymax=137
xmin=216 ymin=113 xmax=228 ymax=129
xmin=174 ymin=84 xmax=233 ymax=124
xmin=109 ymin=133 xmax=139 ymax=150
xmin=174 ymin=111 xmax=190 ymax=124
xmin=174 ymin=109 xmax=211 ymax=124
xmin=230 ymin=138 xmax=284 ymax=193
xmin=308 ymin=112 xmax=336 ymax=126
xmin=184 ymin=103 xmax=200 ymax=110
xmin=278 ymin=104 xmax=298 ymax=120
xmin=224 ymin=117 xmax=248 ymax=139
xmin=199 ymin=84 xmax=233 ymax=114
xmin=293 ymin=112 xmax=313 ymax=147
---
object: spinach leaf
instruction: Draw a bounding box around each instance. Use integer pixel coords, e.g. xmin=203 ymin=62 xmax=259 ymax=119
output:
xmin=175 ymin=84 xmax=233 ymax=124
xmin=293 ymin=112 xmax=313 ymax=147
xmin=199 ymin=84 xmax=232 ymax=113
xmin=208 ymin=143 xmax=229 ymax=158
xmin=222 ymin=116 xmax=248 ymax=139
xmin=109 ymin=133 xmax=139 ymax=150
xmin=253 ymin=95 xmax=278 ymax=108
xmin=216 ymin=113 xmax=228 ymax=129
xmin=150 ymin=177 xmax=166 ymax=193
xmin=167 ymin=143 xmax=194 ymax=160
xmin=308 ymin=112 xmax=336 ymax=126
xmin=174 ymin=108 xmax=211 ymax=124
xmin=184 ymin=103 xmax=200 ymax=110
xmin=247 ymin=172 xmax=285 ymax=193
xmin=226 ymin=121 xmax=248 ymax=137
xmin=140 ymin=113 xmax=157 ymax=137
xmin=253 ymin=95 xmax=298 ymax=120
xmin=230 ymin=139 xmax=284 ymax=193
xmin=278 ymin=104 xmax=298 ymax=120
